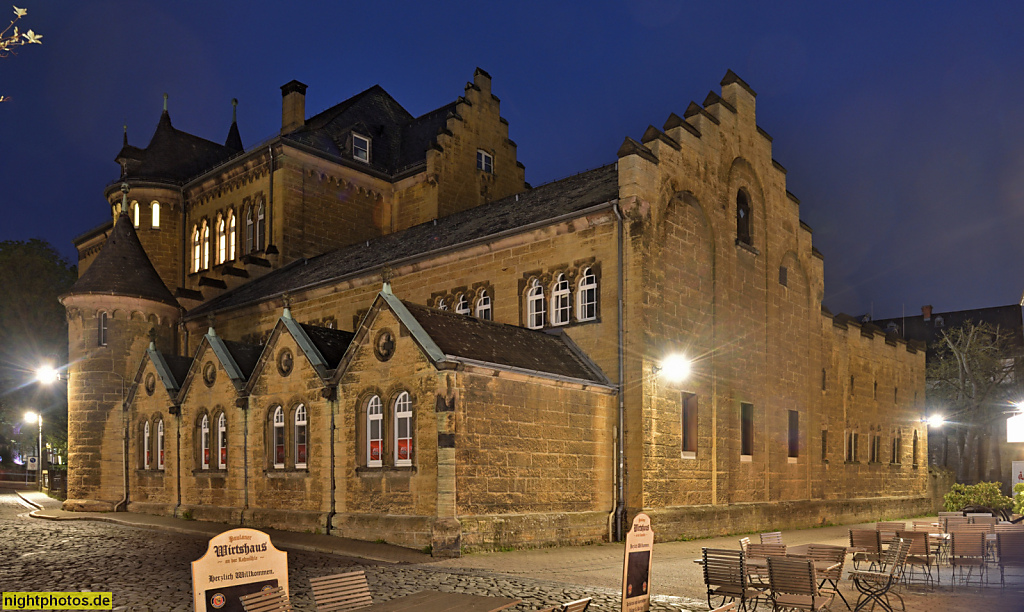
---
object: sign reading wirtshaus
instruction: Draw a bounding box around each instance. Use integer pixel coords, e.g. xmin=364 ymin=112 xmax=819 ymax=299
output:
xmin=191 ymin=528 xmax=288 ymax=612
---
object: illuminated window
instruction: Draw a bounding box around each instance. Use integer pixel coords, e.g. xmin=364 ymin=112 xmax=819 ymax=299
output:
xmin=143 ymin=421 xmax=150 ymax=469
xmin=151 ymin=201 xmax=160 ymax=228
xmin=272 ymin=406 xmax=285 ymax=469
xmin=476 ymin=290 xmax=492 ymax=320
xmin=227 ymin=210 xmax=235 ymax=260
xmin=192 ymin=226 xmax=201 ymax=272
xmin=157 ymin=419 xmax=165 ymax=470
xmin=394 ymin=392 xmax=412 ymax=467
xmin=577 ymin=268 xmax=597 ymax=321
xmin=216 ymin=413 xmax=227 ymax=469
xmin=201 ymin=222 xmax=210 ymax=270
xmin=527 ymin=279 xmax=545 ymax=329
xmin=367 ymin=396 xmax=382 ymax=467
xmin=551 ymin=273 xmax=570 ymax=326
xmin=132 ymin=201 xmax=140 ymax=228
xmin=216 ymin=215 xmax=226 ymax=264
xmin=294 ymin=405 xmax=307 ymax=469
xmin=200 ymin=414 xmax=210 ymax=470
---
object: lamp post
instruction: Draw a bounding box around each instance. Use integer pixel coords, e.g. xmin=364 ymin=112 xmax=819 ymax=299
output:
xmin=23 ymin=411 xmax=42 ymax=491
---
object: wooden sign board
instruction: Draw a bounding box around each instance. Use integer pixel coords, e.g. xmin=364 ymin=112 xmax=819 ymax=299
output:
xmin=191 ymin=528 xmax=288 ymax=612
xmin=621 ymin=513 xmax=654 ymax=612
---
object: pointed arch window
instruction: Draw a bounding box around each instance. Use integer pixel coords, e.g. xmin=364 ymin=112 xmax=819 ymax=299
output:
xmin=294 ymin=405 xmax=307 ymax=469
xmin=216 ymin=215 xmax=226 ymax=264
xmin=367 ymin=396 xmax=383 ymax=467
xmin=476 ymin=290 xmax=492 ymax=320
xmin=98 ymin=311 xmax=108 ymax=347
xmin=200 ymin=414 xmax=210 ymax=470
xmin=256 ymin=201 xmax=266 ymax=251
xmin=201 ymin=221 xmax=211 ymax=270
xmin=143 ymin=421 xmax=150 ymax=469
xmin=132 ymin=201 xmax=140 ymax=228
xmin=227 ymin=210 xmax=236 ymax=261
xmin=577 ymin=268 xmax=597 ymax=321
xmin=436 ymin=297 xmax=449 ymax=311
xmin=245 ymin=207 xmax=254 ymax=254
xmin=192 ymin=225 xmax=201 ymax=272
xmin=395 ymin=392 xmax=412 ymax=466
xmin=736 ymin=190 xmax=752 ymax=245
xmin=527 ymin=279 xmax=545 ymax=329
xmin=551 ymin=273 xmax=570 ymax=326
xmin=217 ymin=413 xmax=227 ymax=469
xmin=156 ymin=419 xmax=165 ymax=470
xmin=455 ymin=294 xmax=470 ymax=316
xmin=151 ymin=201 xmax=160 ymax=228
xmin=272 ymin=406 xmax=285 ymax=469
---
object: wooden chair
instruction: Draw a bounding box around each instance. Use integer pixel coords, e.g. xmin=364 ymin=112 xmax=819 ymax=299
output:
xmin=995 ymin=524 xmax=1024 ymax=534
xmin=848 ymin=538 xmax=910 ymax=612
xmin=710 ymin=604 xmax=737 ymax=612
xmin=943 ymin=516 xmax=969 ymax=532
xmin=805 ymin=544 xmax=849 ymax=610
xmin=849 ymin=529 xmax=882 ymax=570
xmin=897 ymin=530 xmax=938 ymax=586
xmin=970 ymin=515 xmax=998 ymax=527
xmin=701 ymin=547 xmax=766 ymax=612
xmin=997 ymin=532 xmax=1024 ymax=588
xmin=911 ymin=520 xmax=935 ymax=532
xmin=950 ymin=531 xmax=987 ymax=588
xmin=739 ymin=536 xmax=751 ymax=554
xmin=766 ymin=556 xmax=835 ymax=611
xmin=309 ymin=570 xmax=373 ymax=611
xmin=240 ymin=586 xmax=292 ymax=612
xmin=760 ymin=531 xmax=784 ymax=545
xmin=560 ymin=598 xmax=592 ymax=612
xmin=746 ymin=543 xmax=786 ymax=586
xmin=876 ymin=521 xmax=905 ymax=544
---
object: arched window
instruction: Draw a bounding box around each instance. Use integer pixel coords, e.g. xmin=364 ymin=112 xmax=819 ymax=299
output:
xmin=527 ymin=279 xmax=545 ymax=329
xmin=551 ymin=273 xmax=570 ymax=326
xmin=272 ymin=406 xmax=285 ymax=469
xmin=217 ymin=413 xmax=227 ymax=469
xmin=192 ymin=226 xmax=201 ymax=272
xmin=436 ymin=297 xmax=449 ymax=311
xmin=294 ymin=405 xmax=307 ymax=469
xmin=151 ymin=201 xmax=160 ymax=228
xmin=912 ymin=430 xmax=919 ymax=468
xmin=367 ymin=395 xmax=382 ymax=467
xmin=245 ymin=207 xmax=254 ymax=254
xmin=736 ymin=190 xmax=751 ymax=245
xmin=476 ymin=290 xmax=492 ymax=321
xmin=394 ymin=392 xmax=412 ymax=466
xmin=200 ymin=414 xmax=210 ymax=470
xmin=455 ymin=294 xmax=470 ymax=316
xmin=132 ymin=201 xmax=140 ymax=228
xmin=201 ymin=222 xmax=211 ymax=270
xmin=577 ymin=268 xmax=597 ymax=321
xmin=227 ymin=210 xmax=236 ymax=260
xmin=256 ymin=201 xmax=266 ymax=251
xmin=97 ymin=311 xmax=108 ymax=347
xmin=143 ymin=421 xmax=150 ymax=469
xmin=156 ymin=419 xmax=165 ymax=470
xmin=216 ymin=215 xmax=226 ymax=264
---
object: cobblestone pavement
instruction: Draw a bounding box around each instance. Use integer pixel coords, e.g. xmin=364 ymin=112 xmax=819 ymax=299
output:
xmin=0 ymin=490 xmax=700 ymax=611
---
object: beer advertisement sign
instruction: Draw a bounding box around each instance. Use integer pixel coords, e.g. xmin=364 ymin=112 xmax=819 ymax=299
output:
xmin=192 ymin=528 xmax=288 ymax=612
xmin=621 ymin=513 xmax=654 ymax=612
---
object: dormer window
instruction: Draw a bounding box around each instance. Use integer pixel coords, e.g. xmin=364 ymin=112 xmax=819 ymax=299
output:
xmin=477 ymin=150 xmax=493 ymax=173
xmin=353 ymin=134 xmax=370 ymax=163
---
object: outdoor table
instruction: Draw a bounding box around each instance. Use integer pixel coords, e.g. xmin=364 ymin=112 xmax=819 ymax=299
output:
xmin=362 ymin=590 xmax=522 ymax=612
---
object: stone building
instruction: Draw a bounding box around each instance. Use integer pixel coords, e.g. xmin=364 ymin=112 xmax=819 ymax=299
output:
xmin=62 ymin=68 xmax=931 ymax=555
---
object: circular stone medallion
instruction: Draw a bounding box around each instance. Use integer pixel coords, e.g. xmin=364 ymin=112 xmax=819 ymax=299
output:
xmin=277 ymin=348 xmax=294 ymax=377
xmin=202 ymin=361 xmax=217 ymax=387
xmin=145 ymin=373 xmax=156 ymax=396
xmin=374 ymin=329 xmax=396 ymax=362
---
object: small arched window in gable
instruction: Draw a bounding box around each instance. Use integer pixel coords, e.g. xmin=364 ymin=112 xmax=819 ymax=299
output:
xmin=394 ymin=392 xmax=412 ymax=466
xmin=367 ymin=396 xmax=383 ymax=467
xmin=151 ymin=201 xmax=160 ymax=228
xmin=455 ymin=294 xmax=470 ymax=316
xmin=200 ymin=414 xmax=210 ymax=470
xmin=272 ymin=406 xmax=285 ymax=469
xmin=577 ymin=268 xmax=597 ymax=322
xmin=476 ymin=290 xmax=492 ymax=321
xmin=217 ymin=413 xmax=227 ymax=469
xmin=294 ymin=405 xmax=307 ymax=469
xmin=227 ymin=210 xmax=236 ymax=260
xmin=527 ymin=279 xmax=545 ymax=329
xmin=245 ymin=207 xmax=254 ymax=254
xmin=736 ymin=190 xmax=752 ymax=245
xmin=143 ymin=421 xmax=150 ymax=469
xmin=132 ymin=201 xmax=140 ymax=228
xmin=551 ymin=273 xmax=570 ymax=326
xmin=156 ymin=419 xmax=165 ymax=470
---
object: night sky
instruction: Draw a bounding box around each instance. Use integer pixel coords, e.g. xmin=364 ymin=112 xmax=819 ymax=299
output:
xmin=2 ymin=1 xmax=1023 ymax=319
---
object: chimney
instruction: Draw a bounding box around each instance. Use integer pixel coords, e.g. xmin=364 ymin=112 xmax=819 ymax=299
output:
xmin=922 ymin=305 xmax=933 ymax=321
xmin=280 ymin=80 xmax=307 ymax=133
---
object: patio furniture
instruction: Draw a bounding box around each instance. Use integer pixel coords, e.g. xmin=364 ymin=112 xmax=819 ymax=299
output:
xmin=746 ymin=543 xmax=787 ymax=586
xmin=943 ymin=517 xmax=968 ymax=532
xmin=849 ymin=529 xmax=882 ymax=570
xmin=805 ymin=544 xmax=849 ymax=610
xmin=938 ymin=511 xmax=963 ymax=518
xmin=766 ymin=556 xmax=835 ymax=611
xmin=995 ymin=524 xmax=1024 ymax=534
xmin=997 ymin=532 xmax=1024 ymax=588
xmin=560 ymin=598 xmax=592 ymax=612
xmin=970 ymin=516 xmax=998 ymax=527
xmin=896 ymin=530 xmax=938 ymax=586
xmin=702 ymin=547 xmax=766 ymax=612
xmin=760 ymin=531 xmax=784 ymax=545
xmin=710 ymin=604 xmax=738 ymax=612
xmin=875 ymin=522 xmax=905 ymax=544
xmin=950 ymin=531 xmax=987 ymax=588
xmin=740 ymin=536 xmax=751 ymax=554
xmin=966 ymin=512 xmax=994 ymax=519
xmin=310 ymin=570 xmax=373 ymax=611
xmin=240 ymin=586 xmax=293 ymax=612
xmin=848 ymin=538 xmax=910 ymax=612
xmin=910 ymin=520 xmax=934 ymax=532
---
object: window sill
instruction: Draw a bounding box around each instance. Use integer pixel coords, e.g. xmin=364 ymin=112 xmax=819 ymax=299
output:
xmin=356 ymin=465 xmax=418 ymax=475
xmin=735 ymin=240 xmax=760 ymax=256
xmin=740 ymin=454 xmax=753 ymax=463
xmin=681 ymin=451 xmax=696 ymax=460
xmin=136 ymin=469 xmax=166 ymax=475
xmin=787 ymin=457 xmax=798 ymax=464
xmin=889 ymin=462 xmax=902 ymax=467
xmin=844 ymin=461 xmax=860 ymax=465
xmin=265 ymin=469 xmax=308 ymax=478
xmin=192 ymin=469 xmax=227 ymax=477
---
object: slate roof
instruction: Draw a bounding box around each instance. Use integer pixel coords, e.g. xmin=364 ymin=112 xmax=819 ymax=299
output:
xmin=187 ymin=163 xmax=619 ymax=319
xmin=116 ymin=111 xmax=241 ymax=184
xmin=283 ymin=86 xmax=456 ymax=176
xmin=64 ymin=213 xmax=178 ymax=307
xmin=221 ymin=339 xmax=263 ymax=378
xmin=163 ymin=355 xmax=194 ymax=388
xmin=872 ymin=304 xmax=1024 ymax=352
xmin=401 ymin=301 xmax=608 ymax=384
xmin=299 ymin=323 xmax=355 ymax=369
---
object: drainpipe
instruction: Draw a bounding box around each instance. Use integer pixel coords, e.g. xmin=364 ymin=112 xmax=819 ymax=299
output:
xmin=114 ymin=378 xmax=129 ymax=512
xmin=175 ymin=411 xmax=182 ymax=515
xmin=613 ymin=202 xmax=626 ymax=541
xmin=325 ymin=385 xmax=338 ymax=535
xmin=242 ymin=396 xmax=249 ymax=526
xmin=267 ymin=146 xmax=275 ymax=251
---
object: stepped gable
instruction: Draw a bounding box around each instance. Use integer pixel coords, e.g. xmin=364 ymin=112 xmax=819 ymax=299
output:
xmin=64 ymin=213 xmax=178 ymax=306
xmin=116 ymin=110 xmax=240 ymax=184
xmin=283 ymin=85 xmax=458 ymax=176
xmin=298 ymin=323 xmax=355 ymax=368
xmin=187 ymin=163 xmax=619 ymax=319
xmin=402 ymin=301 xmax=608 ymax=384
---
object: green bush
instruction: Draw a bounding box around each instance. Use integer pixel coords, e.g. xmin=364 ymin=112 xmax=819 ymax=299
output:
xmin=1012 ymin=483 xmax=1024 ymax=515
xmin=943 ymin=481 xmax=1012 ymax=512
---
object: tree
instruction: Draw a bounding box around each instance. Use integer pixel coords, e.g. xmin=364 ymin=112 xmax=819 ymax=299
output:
xmin=927 ymin=320 xmax=1024 ymax=489
xmin=1 ymin=5 xmax=43 ymax=102
xmin=0 ymin=240 xmax=75 ymax=469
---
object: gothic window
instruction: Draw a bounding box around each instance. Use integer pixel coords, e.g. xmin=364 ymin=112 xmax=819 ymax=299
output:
xmin=736 ymin=190 xmax=752 ymax=245
xmin=245 ymin=207 xmax=254 ymax=254
xmin=394 ymin=392 xmax=412 ymax=467
xmin=216 ymin=215 xmax=226 ymax=264
xmin=294 ymin=404 xmax=307 ymax=469
xmin=476 ymin=150 xmax=493 ymax=173
xmin=151 ymin=201 xmax=160 ymax=228
xmin=200 ymin=414 xmax=210 ymax=470
xmin=891 ymin=430 xmax=902 ymax=464
xmin=912 ymin=430 xmax=919 ymax=467
xmin=527 ymin=279 xmax=545 ymax=329
xmin=741 ymin=403 xmax=754 ymax=458
xmin=143 ymin=421 xmax=150 ymax=469
xmin=156 ymin=418 xmax=165 ymax=470
xmin=227 ymin=210 xmax=236 ymax=260
xmin=201 ymin=221 xmax=211 ymax=270
xmin=272 ymin=406 xmax=285 ymax=469
xmin=435 ymin=297 xmax=449 ymax=311
xmin=256 ymin=201 xmax=266 ymax=251
xmin=455 ymin=294 xmax=470 ymax=316
xmin=353 ymin=134 xmax=370 ymax=163
xmin=214 ymin=412 xmax=227 ymax=469
xmin=551 ymin=274 xmax=570 ymax=326
xmin=577 ymin=268 xmax=597 ymax=322
xmin=132 ymin=201 xmax=140 ymax=228
xmin=192 ymin=226 xmax=201 ymax=272
xmin=367 ymin=396 xmax=383 ymax=467
xmin=97 ymin=311 xmax=108 ymax=347
xmin=476 ymin=290 xmax=492 ymax=320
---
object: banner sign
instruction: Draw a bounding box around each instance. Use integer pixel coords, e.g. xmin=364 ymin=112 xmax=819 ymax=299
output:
xmin=1013 ymin=461 xmax=1024 ymax=489
xmin=621 ymin=513 xmax=654 ymax=612
xmin=192 ymin=528 xmax=288 ymax=612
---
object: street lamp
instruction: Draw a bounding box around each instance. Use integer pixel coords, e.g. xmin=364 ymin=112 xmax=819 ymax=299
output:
xmin=36 ymin=364 xmax=60 ymax=385
xmin=925 ymin=415 xmax=945 ymax=428
xmin=23 ymin=411 xmax=42 ymax=490
xmin=655 ymin=353 xmax=692 ymax=383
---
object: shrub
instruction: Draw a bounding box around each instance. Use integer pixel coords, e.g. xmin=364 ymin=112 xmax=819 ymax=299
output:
xmin=1013 ymin=483 xmax=1024 ymax=516
xmin=943 ymin=481 xmax=1012 ymax=512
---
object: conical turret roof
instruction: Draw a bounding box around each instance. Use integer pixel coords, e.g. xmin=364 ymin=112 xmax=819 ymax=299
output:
xmin=64 ymin=213 xmax=178 ymax=307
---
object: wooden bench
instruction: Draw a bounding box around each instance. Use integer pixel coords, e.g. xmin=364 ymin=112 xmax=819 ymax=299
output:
xmin=310 ymin=570 xmax=373 ymax=611
xmin=561 ymin=598 xmax=592 ymax=612
xmin=240 ymin=585 xmax=292 ymax=612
